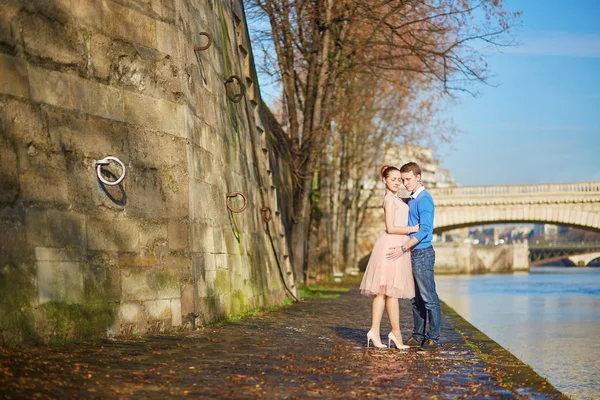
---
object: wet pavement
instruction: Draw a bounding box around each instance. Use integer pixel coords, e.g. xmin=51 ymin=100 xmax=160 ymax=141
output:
xmin=0 ymin=285 xmax=567 ymax=399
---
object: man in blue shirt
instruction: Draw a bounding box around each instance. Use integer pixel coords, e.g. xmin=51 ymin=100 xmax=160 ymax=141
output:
xmin=386 ymin=162 xmax=441 ymax=349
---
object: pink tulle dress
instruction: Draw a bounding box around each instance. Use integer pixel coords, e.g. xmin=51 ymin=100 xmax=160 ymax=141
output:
xmin=360 ymin=195 xmax=415 ymax=299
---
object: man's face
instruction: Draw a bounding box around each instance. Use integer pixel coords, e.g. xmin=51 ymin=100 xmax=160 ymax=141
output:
xmin=401 ymin=171 xmax=421 ymax=193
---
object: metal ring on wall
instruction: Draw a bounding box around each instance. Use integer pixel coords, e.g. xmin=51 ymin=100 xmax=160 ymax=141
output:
xmin=94 ymin=156 xmax=127 ymax=186
xmin=194 ymin=32 xmax=213 ymax=51
xmin=260 ymin=206 xmax=272 ymax=223
xmin=224 ymin=75 xmax=246 ymax=103
xmin=226 ymin=191 xmax=248 ymax=213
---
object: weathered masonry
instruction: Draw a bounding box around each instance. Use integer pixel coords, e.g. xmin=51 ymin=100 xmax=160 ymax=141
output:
xmin=0 ymin=0 xmax=297 ymax=344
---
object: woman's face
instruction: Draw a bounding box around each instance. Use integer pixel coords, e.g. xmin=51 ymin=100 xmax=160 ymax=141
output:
xmin=383 ymin=170 xmax=402 ymax=192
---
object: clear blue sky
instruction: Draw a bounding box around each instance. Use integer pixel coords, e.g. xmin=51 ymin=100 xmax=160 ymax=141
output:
xmin=439 ymin=0 xmax=600 ymax=186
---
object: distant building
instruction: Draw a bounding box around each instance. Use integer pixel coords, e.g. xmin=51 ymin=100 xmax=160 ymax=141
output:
xmin=383 ymin=144 xmax=455 ymax=189
xmin=436 ymin=168 xmax=456 ymax=188
xmin=532 ymin=224 xmax=559 ymax=240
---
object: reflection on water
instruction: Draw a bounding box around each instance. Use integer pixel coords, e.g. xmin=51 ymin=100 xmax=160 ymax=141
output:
xmin=436 ymin=267 xmax=600 ymax=400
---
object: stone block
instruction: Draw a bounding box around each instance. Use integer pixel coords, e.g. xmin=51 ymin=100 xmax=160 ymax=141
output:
xmin=101 ymin=2 xmax=157 ymax=48
xmin=162 ymin=255 xmax=191 ymax=281
xmin=168 ymin=221 xmax=189 ymax=250
xmin=213 ymin=253 xmax=228 ymax=271
xmin=0 ymin=53 xmax=29 ymax=98
xmin=139 ymin=221 xmax=168 ymax=249
xmin=37 ymin=260 xmax=84 ymax=304
xmin=21 ymin=13 xmax=85 ymax=67
xmin=127 ymin=127 xmax=188 ymax=169
xmin=28 ymin=65 xmax=74 ymax=109
xmin=125 ymin=165 xmax=169 ymax=218
xmin=154 ymin=55 xmax=184 ymax=102
xmin=123 ymin=91 xmax=185 ymax=137
xmin=190 ymin=224 xmax=215 ymax=253
xmin=119 ymin=301 xmax=144 ymax=323
xmin=86 ymin=250 xmax=120 ymax=295
xmin=0 ymin=220 xmax=33 ymax=266
xmin=19 ymin=151 xmax=70 ymax=206
xmin=186 ymin=111 xmax=206 ymax=148
xmin=118 ymin=253 xmax=157 ymax=268
xmin=156 ymin=20 xmax=179 ymax=59
xmin=196 ymin=268 xmax=216 ymax=298
xmin=188 ymin=181 xmax=225 ymax=223
xmin=46 ymin=107 xmax=129 ymax=156
xmin=0 ymin=4 xmax=18 ymax=54
xmin=170 ymin=299 xmax=182 ymax=326
xmin=70 ymin=75 xmax=125 ymax=121
xmin=190 ymin=144 xmax=221 ymax=186
xmin=223 ymin=229 xmax=241 ymax=255
xmin=144 ymin=299 xmax=171 ymax=320
xmin=87 ymin=217 xmax=139 ymax=252
xmin=110 ymin=47 xmax=155 ymax=94
xmin=155 ymin=269 xmax=180 ymax=298
xmin=25 ymin=209 xmax=86 ymax=248
xmin=35 ymin=247 xmax=83 ymax=261
xmin=89 ymin=32 xmax=112 ymax=80
xmin=0 ymin=136 xmax=19 ymax=205
xmin=1 ymin=100 xmax=52 ymax=153
xmin=121 ymin=267 xmax=156 ymax=301
xmin=212 ymin=228 xmax=226 ymax=253
xmin=156 ymin=0 xmax=176 ymax=22
xmin=180 ymin=282 xmax=194 ymax=317
xmin=164 ymin=174 xmax=189 ymax=219
xmin=69 ymin=0 xmax=103 ymax=30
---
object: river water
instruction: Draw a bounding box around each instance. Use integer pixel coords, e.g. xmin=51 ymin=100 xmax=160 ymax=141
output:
xmin=435 ymin=268 xmax=600 ymax=400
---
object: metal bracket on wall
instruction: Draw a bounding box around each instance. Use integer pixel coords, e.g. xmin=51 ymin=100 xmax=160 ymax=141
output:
xmin=226 ymin=191 xmax=248 ymax=213
xmin=224 ymin=75 xmax=246 ymax=103
xmin=194 ymin=32 xmax=212 ymax=52
xmin=194 ymin=32 xmax=212 ymax=85
xmin=260 ymin=206 xmax=272 ymax=222
xmin=93 ymin=156 xmax=127 ymax=186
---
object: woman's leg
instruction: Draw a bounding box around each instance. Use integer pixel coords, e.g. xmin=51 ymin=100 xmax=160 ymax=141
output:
xmin=370 ymin=294 xmax=386 ymax=334
xmin=385 ymin=296 xmax=401 ymax=338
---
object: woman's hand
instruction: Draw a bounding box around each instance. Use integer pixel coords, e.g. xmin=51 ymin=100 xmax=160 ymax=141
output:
xmin=411 ymin=224 xmax=420 ymax=233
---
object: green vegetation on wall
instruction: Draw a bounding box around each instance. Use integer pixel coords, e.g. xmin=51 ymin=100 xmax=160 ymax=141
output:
xmin=0 ymin=263 xmax=40 ymax=345
xmin=35 ymin=283 xmax=117 ymax=343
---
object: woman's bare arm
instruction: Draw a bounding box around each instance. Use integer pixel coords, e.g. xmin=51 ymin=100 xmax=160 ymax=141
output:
xmin=384 ymin=200 xmax=419 ymax=235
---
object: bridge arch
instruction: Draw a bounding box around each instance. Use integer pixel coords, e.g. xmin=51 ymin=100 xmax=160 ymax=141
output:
xmin=434 ymin=206 xmax=600 ymax=234
xmin=568 ymin=252 xmax=600 ymax=267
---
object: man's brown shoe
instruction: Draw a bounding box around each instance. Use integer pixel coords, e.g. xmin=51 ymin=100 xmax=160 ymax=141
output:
xmin=420 ymin=339 xmax=438 ymax=350
xmin=405 ymin=336 xmax=422 ymax=347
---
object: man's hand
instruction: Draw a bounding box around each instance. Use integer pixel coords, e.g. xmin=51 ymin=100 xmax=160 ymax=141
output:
xmin=386 ymin=246 xmax=404 ymax=261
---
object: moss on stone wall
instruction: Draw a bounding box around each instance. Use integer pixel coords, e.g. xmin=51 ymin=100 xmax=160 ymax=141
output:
xmin=0 ymin=263 xmax=40 ymax=345
xmin=35 ymin=284 xmax=117 ymax=343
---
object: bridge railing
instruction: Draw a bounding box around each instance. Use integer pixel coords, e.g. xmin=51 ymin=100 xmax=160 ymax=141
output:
xmin=430 ymin=182 xmax=600 ymax=196
xmin=528 ymin=242 xmax=600 ymax=250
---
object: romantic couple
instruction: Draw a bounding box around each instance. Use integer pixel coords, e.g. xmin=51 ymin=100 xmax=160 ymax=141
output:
xmin=359 ymin=162 xmax=441 ymax=350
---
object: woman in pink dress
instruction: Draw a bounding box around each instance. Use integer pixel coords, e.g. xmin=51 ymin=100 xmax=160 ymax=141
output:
xmin=360 ymin=165 xmax=417 ymax=349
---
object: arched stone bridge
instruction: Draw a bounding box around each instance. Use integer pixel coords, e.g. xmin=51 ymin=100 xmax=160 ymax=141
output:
xmin=357 ymin=182 xmax=600 ymax=265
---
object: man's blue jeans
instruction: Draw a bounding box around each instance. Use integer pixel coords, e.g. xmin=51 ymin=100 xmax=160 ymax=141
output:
xmin=410 ymin=246 xmax=441 ymax=342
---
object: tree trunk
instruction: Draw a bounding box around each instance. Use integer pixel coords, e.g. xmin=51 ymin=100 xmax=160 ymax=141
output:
xmin=290 ymin=174 xmax=313 ymax=284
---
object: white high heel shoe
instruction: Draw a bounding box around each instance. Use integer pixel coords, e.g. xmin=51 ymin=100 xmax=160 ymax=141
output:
xmin=366 ymin=331 xmax=387 ymax=348
xmin=388 ymin=332 xmax=410 ymax=349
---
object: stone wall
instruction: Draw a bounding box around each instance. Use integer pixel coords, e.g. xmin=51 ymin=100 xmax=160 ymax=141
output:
xmin=434 ymin=242 xmax=529 ymax=274
xmin=0 ymin=0 xmax=296 ymax=344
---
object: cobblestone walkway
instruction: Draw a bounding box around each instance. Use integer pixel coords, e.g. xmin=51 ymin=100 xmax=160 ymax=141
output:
xmin=0 ymin=287 xmax=566 ymax=399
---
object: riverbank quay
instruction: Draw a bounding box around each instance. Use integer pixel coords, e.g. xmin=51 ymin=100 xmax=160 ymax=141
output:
xmin=0 ymin=285 xmax=566 ymax=399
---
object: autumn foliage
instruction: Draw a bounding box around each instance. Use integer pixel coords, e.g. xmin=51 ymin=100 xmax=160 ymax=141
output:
xmin=246 ymin=0 xmax=519 ymax=282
